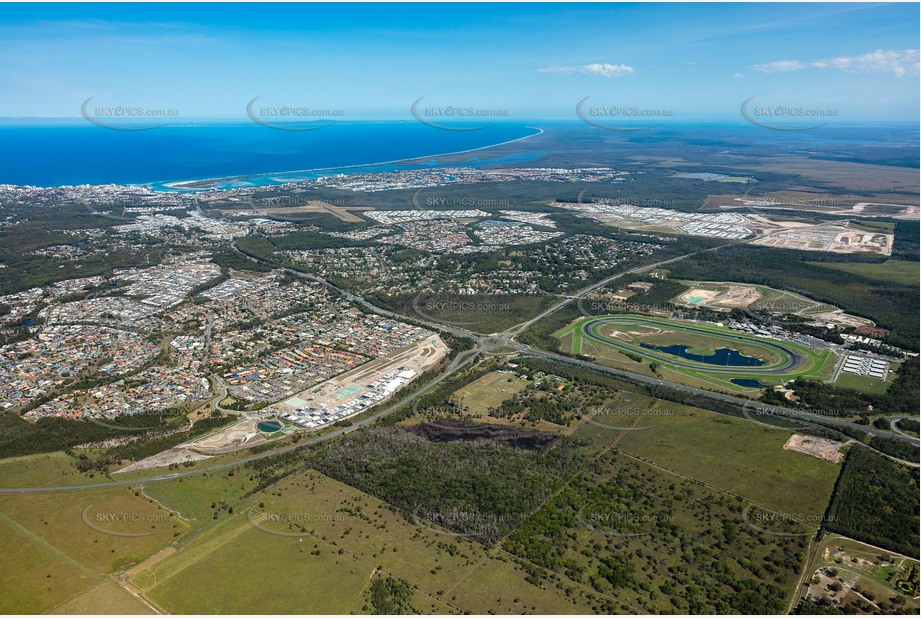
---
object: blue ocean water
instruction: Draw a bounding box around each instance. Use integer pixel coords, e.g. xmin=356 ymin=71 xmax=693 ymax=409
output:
xmin=0 ymin=122 xmax=540 ymax=187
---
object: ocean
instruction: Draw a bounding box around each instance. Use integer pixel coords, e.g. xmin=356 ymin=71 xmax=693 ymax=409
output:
xmin=0 ymin=122 xmax=541 ymax=188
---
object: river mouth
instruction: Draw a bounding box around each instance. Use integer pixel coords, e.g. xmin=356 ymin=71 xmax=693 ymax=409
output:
xmin=639 ymin=343 xmax=766 ymax=367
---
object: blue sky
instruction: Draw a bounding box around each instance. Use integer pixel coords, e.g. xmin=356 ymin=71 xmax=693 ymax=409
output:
xmin=0 ymin=2 xmax=918 ymax=122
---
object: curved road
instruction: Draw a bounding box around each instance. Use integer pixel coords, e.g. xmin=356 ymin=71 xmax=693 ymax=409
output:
xmin=0 ymin=342 xmax=488 ymax=494
xmin=514 ymin=346 xmax=919 ymax=468
xmin=2 ymin=235 xmax=916 ymax=493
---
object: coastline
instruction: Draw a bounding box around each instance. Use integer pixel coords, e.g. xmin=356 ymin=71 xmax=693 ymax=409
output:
xmin=156 ymin=125 xmax=545 ymax=191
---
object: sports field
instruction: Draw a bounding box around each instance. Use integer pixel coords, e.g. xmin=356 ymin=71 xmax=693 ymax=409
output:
xmin=556 ymin=314 xmax=834 ymax=393
xmin=834 ymin=370 xmax=894 ymax=395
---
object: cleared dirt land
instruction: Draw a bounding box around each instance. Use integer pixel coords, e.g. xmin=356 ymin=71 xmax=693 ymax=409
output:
xmin=271 ymin=335 xmax=449 ymax=423
xmin=219 ymin=199 xmax=372 ymax=222
xmin=783 ymin=434 xmax=846 ymax=464
xmin=454 ymin=370 xmax=529 ymax=415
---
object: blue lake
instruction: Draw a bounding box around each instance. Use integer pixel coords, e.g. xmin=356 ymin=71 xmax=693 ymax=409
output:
xmin=639 ymin=343 xmax=765 ymax=366
xmin=730 ymin=378 xmax=766 ymax=388
xmin=674 ymin=172 xmax=728 ymax=181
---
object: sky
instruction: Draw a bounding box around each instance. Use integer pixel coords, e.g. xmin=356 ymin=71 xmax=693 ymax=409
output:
xmin=0 ymin=2 xmax=918 ymax=122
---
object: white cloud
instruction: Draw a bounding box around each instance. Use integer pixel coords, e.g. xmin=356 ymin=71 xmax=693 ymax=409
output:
xmin=752 ymin=49 xmax=919 ymax=77
xmin=537 ymin=63 xmax=635 ymax=77
xmin=810 ymin=49 xmax=919 ymax=77
xmin=733 ymin=73 xmax=745 ymax=78
xmin=752 ymin=60 xmax=804 ymax=73
xmin=536 ymin=66 xmax=575 ymax=74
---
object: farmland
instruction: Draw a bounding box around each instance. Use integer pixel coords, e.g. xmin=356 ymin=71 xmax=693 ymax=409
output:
xmin=0 ymin=484 xmax=188 ymax=613
xmin=612 ymin=400 xmax=841 ymax=515
xmin=132 ymin=468 xmax=603 ymax=614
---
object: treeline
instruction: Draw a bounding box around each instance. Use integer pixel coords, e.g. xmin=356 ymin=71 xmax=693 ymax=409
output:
xmin=209 ymin=246 xmax=272 ymax=273
xmin=517 ymin=303 xmax=583 ymax=352
xmin=0 ymin=414 xmax=129 ymax=458
xmin=516 ymin=356 xmax=802 ymax=430
xmin=0 ymin=410 xmax=231 ymax=464
xmin=667 ymin=245 xmax=919 ymax=351
xmin=896 ymin=418 xmax=920 ymax=434
xmin=267 ymin=230 xmax=367 ymax=252
xmin=0 ymin=226 xmax=175 ymax=296
xmin=188 ymin=271 xmax=230 ymax=298
xmin=307 ymin=425 xmax=583 ymax=545
xmin=878 ymin=357 xmax=920 ymax=414
xmin=760 ymin=380 xmax=872 ymax=417
xmin=0 ymin=326 xmax=33 ymax=347
xmin=100 ymin=414 xmax=234 ymax=469
xmin=622 ymin=278 xmax=689 ymax=308
xmin=824 ymin=447 xmax=920 ymax=558
xmin=761 ymin=358 xmax=919 ymax=424
xmin=867 ymin=436 xmax=919 ymax=463
xmin=892 ymin=220 xmax=920 ymax=261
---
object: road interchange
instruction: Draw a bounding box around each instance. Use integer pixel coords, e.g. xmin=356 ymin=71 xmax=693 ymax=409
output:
xmin=1 ymin=232 xmax=915 ymax=494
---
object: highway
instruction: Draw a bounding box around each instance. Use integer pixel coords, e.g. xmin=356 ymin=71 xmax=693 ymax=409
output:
xmin=231 ymin=239 xmax=919 ymax=454
xmin=1 ymin=232 xmax=915 ymax=494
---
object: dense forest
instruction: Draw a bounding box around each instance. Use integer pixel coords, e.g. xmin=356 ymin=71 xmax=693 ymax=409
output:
xmin=503 ymin=450 xmax=803 ymax=614
xmin=892 ymin=220 xmax=920 ymax=261
xmin=308 ymin=423 xmax=582 ymax=544
xmin=666 ymin=245 xmax=919 ymax=351
xmin=824 ymin=448 xmax=919 ymax=558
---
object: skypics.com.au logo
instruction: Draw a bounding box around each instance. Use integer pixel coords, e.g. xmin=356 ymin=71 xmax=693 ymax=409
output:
xmin=246 ymin=507 xmax=346 ymax=537
xmin=81 ymin=97 xmax=180 ymax=131
xmin=577 ymin=506 xmax=674 ymax=537
xmin=740 ymin=96 xmax=838 ymax=131
xmin=576 ymin=97 xmax=673 ymax=131
xmin=411 ymin=97 xmax=508 ymax=131
xmin=82 ymin=505 xmax=183 ymax=537
xmin=246 ymin=96 xmax=344 ymax=131
xmin=411 ymin=505 xmax=517 ymax=539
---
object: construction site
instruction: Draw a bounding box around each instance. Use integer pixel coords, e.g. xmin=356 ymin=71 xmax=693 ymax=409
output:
xmin=273 ymin=335 xmax=449 ymax=428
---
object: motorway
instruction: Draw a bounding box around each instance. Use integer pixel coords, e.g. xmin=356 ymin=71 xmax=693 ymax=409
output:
xmin=1 ymin=233 xmax=916 ymax=494
xmin=231 ymin=240 xmax=919 ymax=455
